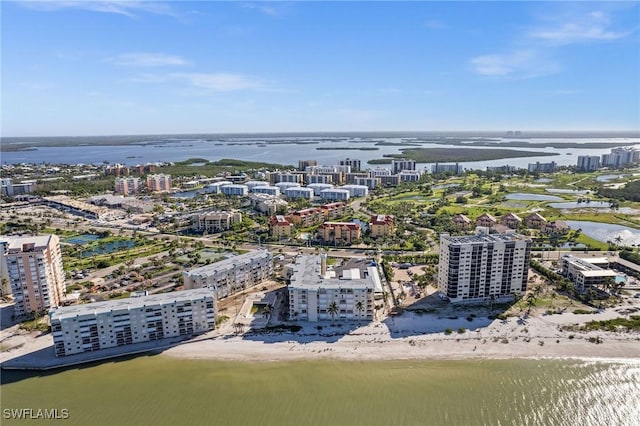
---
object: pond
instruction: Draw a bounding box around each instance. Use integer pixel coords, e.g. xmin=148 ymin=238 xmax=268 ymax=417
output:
xmin=534 ymin=178 xmax=552 ymax=183
xmin=65 ymin=234 xmax=100 ymax=244
xmin=80 ymin=240 xmax=135 ymax=257
xmin=596 ymin=174 xmax=628 ymax=182
xmin=505 ymin=193 xmax=563 ymax=201
xmin=565 ymin=220 xmax=640 ymax=246
xmin=545 ymin=188 xmax=591 ymax=195
xmin=548 ymin=201 xmax=614 ymax=209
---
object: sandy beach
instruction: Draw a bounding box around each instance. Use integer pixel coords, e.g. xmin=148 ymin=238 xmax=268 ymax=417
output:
xmin=3 ymin=301 xmax=640 ymax=368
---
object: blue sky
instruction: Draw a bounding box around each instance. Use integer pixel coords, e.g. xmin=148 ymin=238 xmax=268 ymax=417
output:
xmin=2 ymin=1 xmax=639 ymax=136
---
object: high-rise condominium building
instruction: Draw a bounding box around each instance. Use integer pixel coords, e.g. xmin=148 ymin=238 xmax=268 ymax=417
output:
xmin=437 ymin=232 xmax=531 ymax=303
xmin=146 ymin=174 xmax=172 ymax=192
xmin=5 ymin=235 xmax=66 ymax=316
xmin=391 ymin=159 xmax=416 ymax=174
xmin=288 ymin=255 xmax=375 ymax=322
xmin=49 ymin=289 xmax=215 ymax=357
xmin=183 ymin=250 xmax=273 ymax=299
xmin=114 ymin=177 xmax=142 ymax=195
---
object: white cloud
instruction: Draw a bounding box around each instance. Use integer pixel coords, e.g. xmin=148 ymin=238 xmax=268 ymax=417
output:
xmin=107 ymin=52 xmax=189 ymax=67
xmin=239 ymin=2 xmax=288 ymax=18
xmin=529 ymin=10 xmax=632 ymax=44
xmin=170 ymin=73 xmax=262 ymax=92
xmin=19 ymin=1 xmax=177 ymax=18
xmin=470 ymin=49 xmax=559 ymax=79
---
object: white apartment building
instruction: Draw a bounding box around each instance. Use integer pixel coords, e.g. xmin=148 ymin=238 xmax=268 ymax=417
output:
xmin=220 ymin=184 xmax=249 ymax=197
xmin=601 ymin=147 xmax=640 ymax=168
xmin=320 ymin=188 xmax=350 ymax=201
xmin=203 ymin=181 xmax=232 ymax=194
xmin=283 ymin=187 xmax=315 ymax=200
xmin=339 ymin=158 xmax=362 ymax=172
xmin=146 ymin=174 xmax=172 ymax=192
xmin=251 ymin=186 xmax=280 ymax=197
xmin=307 ymin=174 xmax=333 ymax=184
xmin=353 ymin=177 xmax=380 ymax=189
xmin=49 ymin=289 xmax=216 ymax=357
xmin=398 ymin=171 xmax=422 ymax=182
xmin=190 ymin=211 xmax=242 ymax=234
xmin=275 ymin=182 xmax=303 ymax=191
xmin=307 ymin=183 xmax=334 ymax=196
xmin=340 ymin=184 xmax=369 ymax=197
xmin=437 ymin=232 xmax=532 ymax=303
xmin=369 ymin=168 xmax=392 ymax=177
xmin=5 ymin=235 xmax=66 ymax=317
xmin=576 ymin=156 xmax=601 ymax=172
xmin=249 ymin=193 xmax=289 ymax=215
xmin=183 ymin=250 xmax=273 ymax=299
xmin=559 ymin=255 xmax=617 ymax=293
xmin=288 ymin=255 xmax=375 ymax=322
xmin=392 ymin=159 xmax=416 ymax=174
xmin=245 ymin=180 xmax=270 ymax=190
xmin=114 ymin=177 xmax=142 ymax=195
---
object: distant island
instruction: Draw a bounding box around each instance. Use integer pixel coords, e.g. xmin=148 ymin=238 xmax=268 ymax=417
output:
xmin=367 ymin=147 xmax=559 ymax=164
xmin=316 ymin=147 xmax=379 ymax=151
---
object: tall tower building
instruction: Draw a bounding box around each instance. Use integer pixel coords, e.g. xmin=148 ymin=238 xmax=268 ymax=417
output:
xmin=5 ymin=235 xmax=67 ymax=316
xmin=437 ymin=232 xmax=531 ymax=303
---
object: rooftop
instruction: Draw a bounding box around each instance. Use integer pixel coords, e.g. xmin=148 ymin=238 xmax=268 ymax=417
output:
xmin=49 ymin=288 xmax=214 ymax=321
xmin=441 ymin=232 xmax=530 ymax=245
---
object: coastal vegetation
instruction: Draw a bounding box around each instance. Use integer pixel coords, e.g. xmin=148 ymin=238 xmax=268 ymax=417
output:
xmin=367 ymin=147 xmax=558 ymax=164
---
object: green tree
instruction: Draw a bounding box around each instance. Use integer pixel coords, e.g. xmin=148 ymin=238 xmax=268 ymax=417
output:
xmin=355 ymin=301 xmax=365 ymax=321
xmin=327 ymin=301 xmax=339 ymax=322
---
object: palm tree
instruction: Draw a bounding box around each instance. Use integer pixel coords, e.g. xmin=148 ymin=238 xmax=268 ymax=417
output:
xmin=525 ymin=292 xmax=536 ymax=314
xmin=327 ymin=301 xmax=339 ymax=323
xmin=614 ymin=235 xmax=623 ymax=247
xmin=262 ymin=304 xmax=273 ymax=320
xmin=355 ymin=301 xmax=365 ymax=321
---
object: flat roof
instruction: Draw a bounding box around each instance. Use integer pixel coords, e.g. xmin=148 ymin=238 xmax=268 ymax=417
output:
xmin=184 ymin=250 xmax=271 ymax=277
xmin=50 ymin=288 xmax=214 ymax=321
xmin=441 ymin=233 xmax=529 ymax=245
xmin=289 ymin=255 xmax=375 ymax=290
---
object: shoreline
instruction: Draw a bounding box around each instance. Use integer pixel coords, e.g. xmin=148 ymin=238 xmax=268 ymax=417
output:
xmin=3 ymin=309 xmax=640 ymax=370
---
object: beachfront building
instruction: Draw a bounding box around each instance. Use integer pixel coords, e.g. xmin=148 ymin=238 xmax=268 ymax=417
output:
xmin=0 ymin=237 xmax=10 ymax=297
xmin=437 ymin=232 xmax=532 ymax=303
xmin=114 ymin=177 xmax=142 ymax=195
xmin=183 ymin=250 xmax=273 ymax=299
xmin=576 ymin=156 xmax=601 ymax=172
xmin=5 ymin=235 xmax=66 ymax=317
xmin=269 ymin=215 xmax=294 ymax=239
xmin=527 ymin=161 xmax=557 ymax=173
xmin=146 ymin=174 xmax=172 ymax=192
xmin=559 ymin=255 xmax=617 ymax=293
xmin=318 ymin=222 xmax=361 ymax=245
xmin=370 ymin=214 xmax=395 ymax=238
xmin=288 ymin=255 xmax=375 ymax=322
xmin=49 ymin=289 xmax=216 ymax=357
xmin=320 ymin=188 xmax=350 ymax=201
xmin=432 ymin=163 xmax=463 ymax=175
xmin=392 ymin=159 xmax=416 ymax=174
xmin=190 ymin=211 xmax=242 ymax=234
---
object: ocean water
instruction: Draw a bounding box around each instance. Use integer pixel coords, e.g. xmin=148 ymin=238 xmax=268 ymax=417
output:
xmin=2 ymin=357 xmax=639 ymax=426
xmin=3 ymin=137 xmax=637 ymax=170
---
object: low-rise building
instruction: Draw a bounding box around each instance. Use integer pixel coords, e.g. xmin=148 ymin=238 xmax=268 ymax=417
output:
xmin=543 ymin=220 xmax=570 ymax=235
xmin=525 ymin=213 xmax=547 ymax=229
xmin=320 ymin=202 xmax=348 ymax=220
xmin=320 ymin=188 xmax=350 ymax=201
xmin=283 ymin=186 xmax=315 ymax=200
xmin=220 ymin=184 xmax=249 ymax=197
xmin=476 ymin=213 xmax=497 ymax=228
xmin=49 ymin=289 xmax=216 ymax=357
xmin=269 ymin=215 xmax=294 ymax=239
xmin=318 ymin=222 xmax=361 ymax=244
xmin=370 ymin=214 xmax=395 ymax=238
xmin=398 ymin=171 xmax=421 ymax=182
xmin=191 ymin=211 xmax=242 ymax=234
xmin=290 ymin=208 xmax=325 ymax=227
xmin=249 ymin=193 xmax=288 ymax=216
xmin=251 ymin=186 xmax=280 ymax=197
xmin=560 ymin=255 xmax=617 ymax=293
xmin=452 ymin=214 xmax=472 ymax=231
xmin=353 ymin=177 xmax=380 ymax=189
xmin=308 ymin=183 xmax=334 ymax=197
xmin=288 ymin=255 xmax=375 ymax=322
xmin=340 ymin=184 xmax=369 ymax=198
xmin=183 ymin=250 xmax=273 ymax=299
xmin=500 ymin=212 xmax=522 ymax=229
